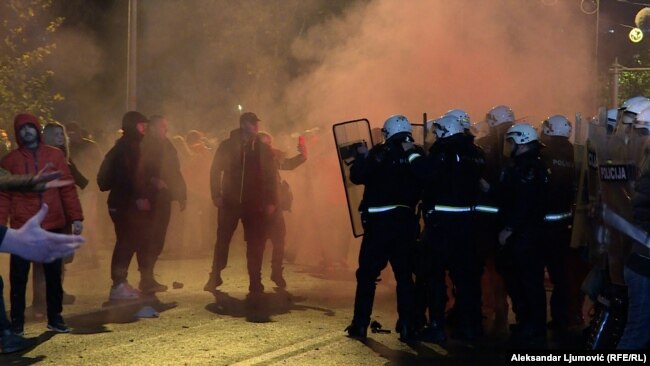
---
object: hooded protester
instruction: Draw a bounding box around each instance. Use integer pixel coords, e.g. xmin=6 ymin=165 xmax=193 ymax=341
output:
xmin=0 ymin=113 xmax=83 ymax=335
xmin=97 ymin=111 xmax=153 ymax=301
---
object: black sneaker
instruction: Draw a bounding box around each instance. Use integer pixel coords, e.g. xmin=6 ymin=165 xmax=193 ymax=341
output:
xmin=1 ymin=330 xmax=34 ymax=353
xmin=419 ymin=321 xmax=447 ymax=343
xmin=345 ymin=323 xmax=367 ymax=339
xmin=47 ymin=321 xmax=71 ymax=333
xmin=270 ymin=272 xmax=287 ymax=289
xmin=203 ymin=273 xmax=223 ymax=292
xmin=10 ymin=323 xmax=23 ymax=337
xmin=249 ymin=281 xmax=264 ymax=293
xmin=139 ymin=278 xmax=168 ymax=294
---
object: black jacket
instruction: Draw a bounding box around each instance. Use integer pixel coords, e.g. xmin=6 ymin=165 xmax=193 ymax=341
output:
xmin=498 ymin=147 xmax=549 ymax=232
xmin=411 ymin=134 xmax=485 ymax=210
xmin=140 ymin=136 xmax=187 ymax=207
xmin=97 ymin=134 xmax=145 ymax=212
xmin=350 ymin=133 xmax=422 ymax=211
xmin=210 ymin=129 xmax=278 ymax=211
xmin=540 ymin=136 xmax=575 ymax=215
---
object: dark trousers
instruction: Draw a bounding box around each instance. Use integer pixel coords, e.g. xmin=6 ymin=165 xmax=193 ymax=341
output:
xmin=110 ymin=209 xmax=151 ymax=286
xmin=352 ymin=210 xmax=416 ymax=328
xmin=267 ymin=211 xmax=286 ymax=274
xmin=136 ymin=200 xmax=171 ymax=278
xmin=542 ymin=222 xmax=571 ymax=326
xmin=423 ymin=214 xmax=482 ymax=330
xmin=496 ymin=230 xmax=546 ymax=333
xmin=210 ymin=206 xmax=268 ymax=284
xmin=10 ymin=254 xmax=63 ymax=325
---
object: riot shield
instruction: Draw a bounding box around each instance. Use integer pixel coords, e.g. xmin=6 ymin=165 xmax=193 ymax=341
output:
xmin=333 ymin=119 xmax=374 ymax=237
xmin=571 ymin=112 xmax=589 ymax=248
xmin=412 ymin=123 xmax=425 ymax=147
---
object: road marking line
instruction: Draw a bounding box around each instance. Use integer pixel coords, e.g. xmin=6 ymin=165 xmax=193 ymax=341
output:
xmin=231 ymin=331 xmax=343 ymax=366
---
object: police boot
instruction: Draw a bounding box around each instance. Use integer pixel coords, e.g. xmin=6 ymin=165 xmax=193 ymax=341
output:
xmin=345 ymin=322 xmax=367 ymax=339
xmin=419 ymin=320 xmax=447 ymax=343
xmin=270 ymin=267 xmax=287 ymax=289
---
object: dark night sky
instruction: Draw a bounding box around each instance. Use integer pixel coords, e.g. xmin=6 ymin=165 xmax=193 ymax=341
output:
xmin=599 ymin=0 xmax=650 ymax=69
xmin=45 ymin=0 xmax=650 ymax=129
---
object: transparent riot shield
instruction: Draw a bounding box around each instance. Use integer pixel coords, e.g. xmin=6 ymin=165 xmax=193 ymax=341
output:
xmin=333 ymin=119 xmax=374 ymax=237
xmin=412 ymin=123 xmax=425 ymax=147
xmin=571 ymin=112 xmax=589 ymax=248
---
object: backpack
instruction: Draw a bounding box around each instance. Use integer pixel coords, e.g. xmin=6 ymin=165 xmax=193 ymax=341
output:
xmin=279 ymin=179 xmax=293 ymax=212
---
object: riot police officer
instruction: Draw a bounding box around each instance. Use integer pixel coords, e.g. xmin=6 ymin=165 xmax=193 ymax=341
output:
xmin=345 ymin=115 xmax=422 ymax=342
xmin=407 ymin=114 xmax=486 ymax=342
xmin=475 ymin=105 xmax=515 ymax=330
xmin=539 ymin=115 xmax=575 ymax=332
xmin=617 ymin=107 xmax=650 ymax=349
xmin=496 ymin=123 xmax=549 ymax=347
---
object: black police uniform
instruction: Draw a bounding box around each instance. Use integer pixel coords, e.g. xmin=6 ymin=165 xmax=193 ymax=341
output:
xmin=497 ymin=145 xmax=549 ymax=343
xmin=539 ymin=135 xmax=575 ymax=330
xmin=346 ymin=132 xmax=422 ymax=340
xmin=411 ymin=133 xmax=486 ymax=340
xmin=475 ymin=124 xmax=511 ymax=326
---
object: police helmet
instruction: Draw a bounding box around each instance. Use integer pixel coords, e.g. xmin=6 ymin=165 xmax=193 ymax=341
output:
xmin=382 ymin=115 xmax=412 ymax=140
xmin=486 ymin=105 xmax=515 ymax=127
xmin=541 ymin=115 xmax=572 ymax=138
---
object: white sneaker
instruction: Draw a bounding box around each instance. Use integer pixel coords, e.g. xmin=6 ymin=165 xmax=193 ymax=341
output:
xmin=109 ymin=282 xmax=140 ymax=301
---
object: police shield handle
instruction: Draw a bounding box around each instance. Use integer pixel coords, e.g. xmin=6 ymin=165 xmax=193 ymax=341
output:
xmin=357 ymin=144 xmax=369 ymax=157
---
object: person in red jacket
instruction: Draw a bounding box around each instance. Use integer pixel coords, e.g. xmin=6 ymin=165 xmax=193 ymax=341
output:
xmin=0 ymin=113 xmax=83 ymax=336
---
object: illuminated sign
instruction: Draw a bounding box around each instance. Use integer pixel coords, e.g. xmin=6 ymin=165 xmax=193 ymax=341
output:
xmin=630 ymin=27 xmax=644 ymax=43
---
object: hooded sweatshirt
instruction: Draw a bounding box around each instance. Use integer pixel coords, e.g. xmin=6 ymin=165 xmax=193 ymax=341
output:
xmin=0 ymin=113 xmax=83 ymax=229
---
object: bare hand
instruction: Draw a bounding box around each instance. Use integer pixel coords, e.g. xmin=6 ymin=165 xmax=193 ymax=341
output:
xmin=1 ymin=204 xmax=85 ymax=263
xmin=179 ymin=200 xmax=187 ymax=212
xmin=479 ymin=178 xmax=490 ymax=193
xmin=34 ymin=163 xmax=61 ymax=183
xmin=151 ymin=177 xmax=168 ymax=190
xmin=72 ymin=220 xmax=83 ymax=235
xmin=136 ymin=198 xmax=151 ymax=211
xmin=401 ymin=142 xmax=414 ymax=152
xmin=298 ymin=142 xmax=308 ymax=158
xmin=356 ymin=145 xmax=368 ymax=156
xmin=44 ymin=179 xmax=74 ymax=189
xmin=214 ymin=197 xmax=224 ymax=208
xmin=498 ymin=228 xmax=513 ymax=246
xmin=266 ymin=204 xmax=276 ymax=215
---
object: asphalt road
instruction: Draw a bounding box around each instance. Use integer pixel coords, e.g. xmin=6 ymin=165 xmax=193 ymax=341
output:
xmin=0 ymin=241 xmax=580 ymax=365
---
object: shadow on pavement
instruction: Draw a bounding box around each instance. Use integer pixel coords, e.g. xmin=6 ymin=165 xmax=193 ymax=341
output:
xmin=0 ymin=332 xmax=55 ymax=365
xmin=65 ymin=295 xmax=177 ymax=334
xmin=205 ymin=288 xmax=335 ymax=323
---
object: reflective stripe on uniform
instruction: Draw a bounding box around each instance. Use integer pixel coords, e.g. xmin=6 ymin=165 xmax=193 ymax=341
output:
xmin=474 ymin=205 xmax=499 ymax=213
xmin=544 ymin=212 xmax=572 ymax=222
xmin=366 ymin=204 xmax=411 ymax=213
xmin=408 ymin=153 xmax=421 ymax=163
xmin=431 ymin=205 xmax=473 ymax=213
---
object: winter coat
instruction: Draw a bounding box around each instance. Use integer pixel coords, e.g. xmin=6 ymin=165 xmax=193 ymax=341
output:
xmin=0 ymin=114 xmax=83 ymax=229
xmin=210 ymin=129 xmax=278 ymax=211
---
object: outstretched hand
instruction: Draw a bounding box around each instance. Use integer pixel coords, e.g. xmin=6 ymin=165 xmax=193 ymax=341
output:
xmin=34 ymin=163 xmax=62 ymax=184
xmin=1 ymin=204 xmax=85 ymax=263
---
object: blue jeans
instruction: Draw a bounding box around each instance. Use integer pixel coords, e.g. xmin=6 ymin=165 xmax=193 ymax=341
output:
xmin=618 ymin=266 xmax=650 ymax=349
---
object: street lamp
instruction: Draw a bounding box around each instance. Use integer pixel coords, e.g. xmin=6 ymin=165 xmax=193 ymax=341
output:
xmin=126 ymin=0 xmax=137 ymax=111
